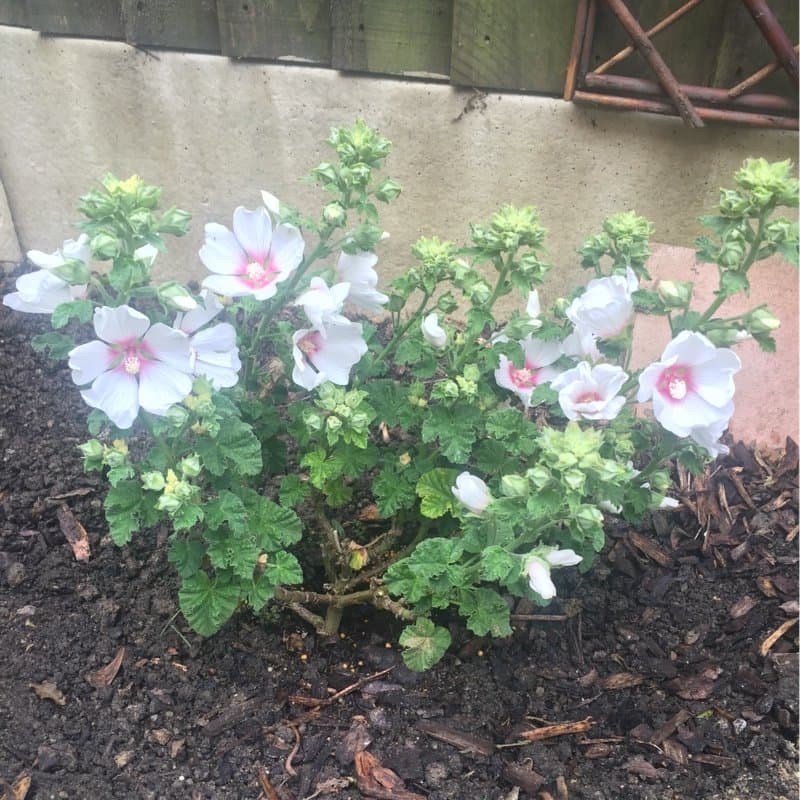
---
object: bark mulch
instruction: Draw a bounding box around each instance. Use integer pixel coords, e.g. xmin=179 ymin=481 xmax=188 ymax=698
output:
xmin=1 ymin=277 xmax=797 ymax=800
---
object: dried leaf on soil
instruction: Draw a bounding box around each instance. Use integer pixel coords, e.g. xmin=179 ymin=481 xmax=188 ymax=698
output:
xmin=354 ymin=749 xmax=426 ymax=800
xmin=520 ymin=717 xmax=594 ymax=742
xmin=666 ymin=673 xmax=719 ymax=701
xmin=624 ymin=757 xmax=664 ymax=780
xmin=86 ymin=646 xmax=125 ymax=689
xmin=56 ymin=504 xmax=90 ymax=562
xmin=597 ymin=673 xmax=644 ymax=691
xmin=29 ymin=681 xmax=66 ymax=705
xmin=759 ymin=617 xmax=799 ymax=656
xmin=416 ymin=720 xmax=494 ymax=756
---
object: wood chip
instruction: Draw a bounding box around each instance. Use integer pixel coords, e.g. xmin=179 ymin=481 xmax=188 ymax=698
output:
xmin=56 ymin=504 xmax=91 ymax=562
xmin=520 ymin=717 xmax=594 ymax=742
xmin=86 ymin=646 xmax=125 ymax=689
xmin=727 ymin=468 xmax=755 ymax=509
xmin=0 ymin=772 xmax=31 ymax=800
xmin=416 ymin=720 xmax=494 ymax=756
xmin=759 ymin=617 xmax=799 ymax=657
xmin=623 ymin=757 xmax=664 ymax=780
xmin=756 ymin=576 xmax=779 ymax=598
xmin=626 ymin=532 xmax=672 ymax=567
xmin=650 ymin=708 xmax=692 ymax=745
xmin=690 ymin=753 xmax=737 ymax=769
xmin=501 ymin=762 xmax=544 ymax=794
xmin=597 ymin=673 xmax=644 ymax=691
xmin=661 ymin=737 xmax=689 ymax=765
xmin=665 ymin=674 xmax=717 ymax=701
xmin=729 ymin=595 xmax=758 ymax=619
xmin=354 ymin=749 xmax=425 ymax=800
xmin=29 ymin=681 xmax=66 ymax=705
xmin=256 ymin=765 xmax=280 ymax=800
xmin=584 ymin=743 xmax=612 ymax=758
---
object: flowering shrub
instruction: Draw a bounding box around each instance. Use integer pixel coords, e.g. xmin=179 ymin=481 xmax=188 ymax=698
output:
xmin=4 ymin=125 xmax=797 ymax=670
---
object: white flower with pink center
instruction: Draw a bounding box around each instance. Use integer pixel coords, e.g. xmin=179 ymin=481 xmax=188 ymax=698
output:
xmin=561 ymin=324 xmax=601 ymax=362
xmin=525 ymin=548 xmax=583 ymax=600
xmin=68 ymin=305 xmax=193 ymax=429
xmin=3 ymin=235 xmax=90 ymax=315
xmin=199 ymin=206 xmax=304 ymax=300
xmin=175 ymin=290 xmax=241 ymax=389
xmin=566 ymin=268 xmax=638 ymax=339
xmin=335 ymin=251 xmax=389 ymax=313
xmin=494 ymin=336 xmax=561 ymax=407
xmin=637 ymin=330 xmax=740 ymax=453
xmin=551 ymin=362 xmax=628 ymax=421
xmin=291 ymin=321 xmax=368 ymax=391
xmin=295 ymin=277 xmax=351 ymax=331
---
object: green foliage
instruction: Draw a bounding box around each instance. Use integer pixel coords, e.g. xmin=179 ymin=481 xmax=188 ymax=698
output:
xmin=8 ymin=126 xmax=793 ymax=670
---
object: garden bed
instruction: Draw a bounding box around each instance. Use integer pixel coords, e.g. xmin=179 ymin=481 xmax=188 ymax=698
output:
xmin=0 ymin=272 xmax=797 ymax=800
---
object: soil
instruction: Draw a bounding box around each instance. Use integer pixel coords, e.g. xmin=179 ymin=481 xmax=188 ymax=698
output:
xmin=1 ymin=269 xmax=798 ymax=800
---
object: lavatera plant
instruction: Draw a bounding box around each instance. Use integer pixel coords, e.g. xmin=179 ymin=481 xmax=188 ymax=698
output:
xmin=5 ymin=126 xmax=798 ymax=670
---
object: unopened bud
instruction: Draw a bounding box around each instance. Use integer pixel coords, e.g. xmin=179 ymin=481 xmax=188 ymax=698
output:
xmin=158 ymin=281 xmax=197 ymax=311
xmin=500 ymin=474 xmax=528 ymax=498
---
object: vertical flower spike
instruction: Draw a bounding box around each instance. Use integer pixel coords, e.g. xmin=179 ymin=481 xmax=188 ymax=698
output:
xmin=494 ymin=336 xmax=561 ymax=407
xmin=291 ymin=320 xmax=368 ymax=391
xmin=3 ymin=235 xmax=90 ymax=314
xmin=68 ymin=305 xmax=193 ymax=429
xmin=335 ymin=251 xmax=389 ymax=313
xmin=200 ymin=206 xmax=304 ymax=300
xmin=637 ymin=330 xmax=741 ymax=456
xmin=551 ymin=362 xmax=628 ymax=421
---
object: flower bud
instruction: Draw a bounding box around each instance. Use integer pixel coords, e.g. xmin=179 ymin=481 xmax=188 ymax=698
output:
xmin=421 ymin=313 xmax=447 ymax=349
xmin=157 ymin=281 xmax=197 ymax=311
xmin=78 ymin=439 xmax=104 ymax=461
xmin=179 ymin=454 xmax=201 ymax=478
xmin=656 ymin=279 xmax=692 ymax=307
xmin=718 ymin=188 xmax=750 ymax=216
xmin=157 ymin=207 xmax=192 ymax=236
xmin=51 ymin=257 xmax=91 ymax=285
xmin=326 ymin=415 xmax=343 ymax=433
xmin=452 ymin=471 xmax=492 ymax=514
xmin=747 ymin=307 xmax=780 ymax=333
xmin=323 ymin=201 xmax=346 ymax=227
xmin=141 ymin=471 xmax=166 ymax=491
xmin=374 ymin=178 xmax=402 ymax=203
xmin=90 ymin=232 xmax=120 ymax=260
xmin=500 ymin=474 xmax=529 ymax=498
xmin=526 ymin=465 xmax=551 ymax=490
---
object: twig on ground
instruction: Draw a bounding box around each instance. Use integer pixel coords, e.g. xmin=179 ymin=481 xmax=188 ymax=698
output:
xmin=289 ymin=667 xmax=393 ymax=709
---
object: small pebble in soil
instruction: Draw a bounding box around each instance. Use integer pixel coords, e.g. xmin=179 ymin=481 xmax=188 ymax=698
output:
xmin=5 ymin=561 xmax=25 ymax=587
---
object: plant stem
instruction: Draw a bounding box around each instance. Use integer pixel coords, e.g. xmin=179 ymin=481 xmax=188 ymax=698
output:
xmin=374 ymin=290 xmax=432 ymax=364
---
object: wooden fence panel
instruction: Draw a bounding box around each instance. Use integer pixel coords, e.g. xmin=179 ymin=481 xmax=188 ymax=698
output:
xmin=121 ymin=0 xmax=220 ymax=51
xmin=26 ymin=0 xmax=124 ymax=38
xmin=0 ymin=0 xmax=30 ymax=27
xmin=589 ymin=0 xmax=729 ymax=86
xmin=217 ymin=0 xmax=331 ymax=63
xmin=331 ymin=0 xmax=452 ymax=77
xmin=712 ymin=0 xmax=798 ymax=94
xmin=450 ymin=0 xmax=578 ymax=93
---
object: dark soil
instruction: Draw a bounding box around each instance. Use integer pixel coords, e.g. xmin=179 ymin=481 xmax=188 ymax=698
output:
xmin=1 ymin=271 xmax=798 ymax=800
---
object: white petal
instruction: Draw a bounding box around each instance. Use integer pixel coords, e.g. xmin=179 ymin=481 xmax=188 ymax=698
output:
xmin=201 ymin=273 xmax=255 ymax=298
xmin=142 ymin=323 xmax=192 ymax=373
xmin=269 ymin=224 xmax=305 ymax=278
xmin=261 ymin=191 xmax=281 ymax=216
xmin=81 ymin=370 xmax=140 ymax=429
xmin=233 ymin=206 xmax=272 ymax=261
xmin=421 ymin=313 xmax=447 ymax=348
xmin=526 ymin=290 xmax=541 ymax=319
xmin=138 ymin=362 xmax=193 ymax=416
xmin=200 ymin=223 xmax=247 ymax=275
xmin=545 ymin=548 xmax=582 ymax=567
xmin=93 ymin=305 xmax=150 ymax=344
xmin=526 ymin=559 xmax=556 ymax=599
xmin=310 ymin=322 xmax=367 ymax=384
xmin=133 ymin=243 xmax=158 ymax=267
xmin=192 ymin=322 xmax=237 ymax=354
xmin=69 ymin=340 xmax=115 ymax=385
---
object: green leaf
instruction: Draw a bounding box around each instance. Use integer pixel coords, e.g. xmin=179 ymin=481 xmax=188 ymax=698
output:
xmin=265 ymin=551 xmax=303 ymax=586
xmin=171 ymin=503 xmax=204 ymax=532
xmin=480 ymin=546 xmax=517 ymax=582
xmin=205 ymin=527 xmax=260 ymax=578
xmin=373 ymin=462 xmax=418 ymax=516
xmin=395 ymin=337 xmax=423 ymax=366
xmin=178 ymin=572 xmax=240 ymax=636
xmin=31 ymin=331 xmax=75 ymax=360
xmin=106 ymin=464 xmax=134 ymax=487
xmin=168 ymin=538 xmax=206 ymax=579
xmin=416 ymin=468 xmax=459 ymax=519
xmin=205 ymin=490 xmax=249 ymax=534
xmin=421 ymin=404 xmax=480 ymax=463
xmin=399 ymin=619 xmax=451 ymax=671
xmin=51 ymin=299 xmax=94 ymax=329
xmin=104 ymin=479 xmax=144 ymax=545
xmin=301 ymin=448 xmax=346 ymax=489
xmin=459 ymin=588 xmax=513 ymax=638
xmin=405 ymin=537 xmax=464 ymax=579
xmin=278 ymin=474 xmax=311 ymax=507
xmin=719 ymin=271 xmax=750 ymax=298
xmin=240 ymin=489 xmax=303 ymax=550
xmin=197 ymin=415 xmax=262 ymax=477
xmin=244 ymin=572 xmax=275 ymax=612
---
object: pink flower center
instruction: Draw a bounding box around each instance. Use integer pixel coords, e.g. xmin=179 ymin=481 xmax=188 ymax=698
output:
xmin=112 ymin=339 xmax=153 ymax=377
xmin=656 ymin=365 xmax=694 ymax=402
xmin=575 ymin=390 xmax=602 ymax=404
xmin=509 ymin=364 xmax=540 ymax=389
xmin=244 ymin=259 xmax=277 ymax=289
xmin=123 ymin=353 xmax=141 ymax=375
xmin=297 ymin=331 xmax=321 ymax=358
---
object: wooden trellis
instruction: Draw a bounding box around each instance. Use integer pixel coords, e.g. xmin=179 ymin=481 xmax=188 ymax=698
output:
xmin=565 ymin=0 xmax=799 ymax=129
